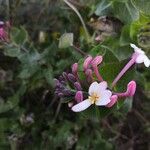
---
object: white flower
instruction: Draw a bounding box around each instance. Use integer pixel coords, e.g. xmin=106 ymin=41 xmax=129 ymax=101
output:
xmin=130 ymin=43 xmax=150 ymax=67
xmin=72 ymin=81 xmax=112 ymax=112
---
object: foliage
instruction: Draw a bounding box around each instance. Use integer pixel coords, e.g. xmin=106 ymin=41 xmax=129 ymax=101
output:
xmin=0 ymin=0 xmax=149 ymax=150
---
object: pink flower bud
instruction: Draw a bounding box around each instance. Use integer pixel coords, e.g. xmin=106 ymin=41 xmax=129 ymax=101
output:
xmin=75 ymin=91 xmax=83 ymax=103
xmin=72 ymin=63 xmax=78 ymax=76
xmin=114 ymin=80 xmax=136 ymax=98
xmin=127 ymin=80 xmax=136 ymax=97
xmin=106 ymin=95 xmax=118 ymax=108
xmin=92 ymin=56 xmax=103 ymax=66
xmin=74 ymin=82 xmax=82 ymax=91
xmin=83 ymin=56 xmax=93 ymax=71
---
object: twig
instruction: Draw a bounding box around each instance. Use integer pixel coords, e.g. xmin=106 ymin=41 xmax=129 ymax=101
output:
xmin=54 ymin=99 xmax=62 ymax=120
xmin=63 ymin=0 xmax=90 ymax=42
xmin=71 ymin=45 xmax=87 ymax=56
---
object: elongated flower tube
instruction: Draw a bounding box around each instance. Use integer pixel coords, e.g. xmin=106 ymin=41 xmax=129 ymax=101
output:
xmin=72 ymin=81 xmax=112 ymax=112
xmin=85 ymin=69 xmax=93 ymax=83
xmin=106 ymin=95 xmax=118 ymax=108
xmin=114 ymin=80 xmax=136 ymax=98
xmin=112 ymin=44 xmax=150 ymax=87
xmin=91 ymin=56 xmax=103 ymax=81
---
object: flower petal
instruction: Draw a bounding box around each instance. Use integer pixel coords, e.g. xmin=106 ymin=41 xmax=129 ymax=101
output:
xmin=144 ymin=56 xmax=150 ymax=67
xmin=88 ymin=82 xmax=99 ymax=95
xmin=130 ymin=43 xmax=144 ymax=54
xmin=135 ymin=55 xmax=144 ymax=63
xmin=71 ymin=99 xmax=91 ymax=112
xmin=99 ymin=81 xmax=107 ymax=90
xmin=95 ymin=90 xmax=112 ymax=106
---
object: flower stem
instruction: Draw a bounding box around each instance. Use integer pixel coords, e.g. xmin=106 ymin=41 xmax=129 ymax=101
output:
xmin=94 ymin=67 xmax=103 ymax=81
xmin=112 ymin=57 xmax=136 ymax=88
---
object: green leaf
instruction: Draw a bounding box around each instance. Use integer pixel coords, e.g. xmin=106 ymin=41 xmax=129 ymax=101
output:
xmin=95 ymin=0 xmax=113 ymax=16
xmin=130 ymin=14 xmax=149 ymax=40
xmin=90 ymin=44 xmax=119 ymax=63
xmin=132 ymin=0 xmax=150 ymax=15
xmin=101 ymin=38 xmax=132 ymax=61
xmin=120 ymin=25 xmax=131 ymax=46
xmin=10 ymin=27 xmax=28 ymax=45
xmin=58 ymin=33 xmax=74 ymax=49
xmin=113 ymin=0 xmax=139 ymax=24
xmin=100 ymin=60 xmax=135 ymax=91
xmin=4 ymin=47 xmax=21 ymax=57
xmin=44 ymin=68 xmax=54 ymax=86
xmin=0 ymin=95 xmax=19 ymax=114
xmin=18 ymin=49 xmax=41 ymax=79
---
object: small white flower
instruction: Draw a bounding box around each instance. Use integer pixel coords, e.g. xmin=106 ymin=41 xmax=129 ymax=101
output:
xmin=72 ymin=81 xmax=112 ymax=112
xmin=130 ymin=43 xmax=150 ymax=67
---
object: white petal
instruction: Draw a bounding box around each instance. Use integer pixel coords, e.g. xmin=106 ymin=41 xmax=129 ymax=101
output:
xmin=71 ymin=99 xmax=91 ymax=112
xmin=99 ymin=81 xmax=107 ymax=90
xmin=130 ymin=43 xmax=144 ymax=54
xmin=95 ymin=90 xmax=112 ymax=106
xmin=136 ymin=55 xmax=145 ymax=63
xmin=88 ymin=82 xmax=99 ymax=95
xmin=144 ymin=56 xmax=150 ymax=67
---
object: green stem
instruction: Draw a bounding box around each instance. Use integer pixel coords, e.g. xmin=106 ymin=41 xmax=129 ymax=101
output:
xmin=64 ymin=0 xmax=90 ymax=42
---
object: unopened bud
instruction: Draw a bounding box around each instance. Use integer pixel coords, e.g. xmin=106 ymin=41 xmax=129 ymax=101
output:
xmin=83 ymin=56 xmax=93 ymax=71
xmin=75 ymin=91 xmax=83 ymax=103
xmin=127 ymin=81 xmax=136 ymax=97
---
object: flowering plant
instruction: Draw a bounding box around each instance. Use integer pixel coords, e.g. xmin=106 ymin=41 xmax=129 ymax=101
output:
xmin=54 ymin=43 xmax=149 ymax=117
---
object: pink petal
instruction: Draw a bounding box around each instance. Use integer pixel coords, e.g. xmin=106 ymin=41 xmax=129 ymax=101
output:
xmin=71 ymin=99 xmax=91 ymax=112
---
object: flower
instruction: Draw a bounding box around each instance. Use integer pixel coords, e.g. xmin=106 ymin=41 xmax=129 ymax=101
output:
xmin=112 ymin=44 xmax=150 ymax=87
xmin=114 ymin=80 xmax=136 ymax=98
xmin=130 ymin=43 xmax=150 ymax=67
xmin=107 ymin=80 xmax=136 ymax=108
xmin=71 ymin=81 xmax=112 ymax=112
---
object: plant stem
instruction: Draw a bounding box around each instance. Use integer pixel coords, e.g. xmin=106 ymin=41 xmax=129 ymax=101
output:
xmin=112 ymin=57 xmax=136 ymax=88
xmin=64 ymin=0 xmax=90 ymax=42
xmin=71 ymin=45 xmax=87 ymax=56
